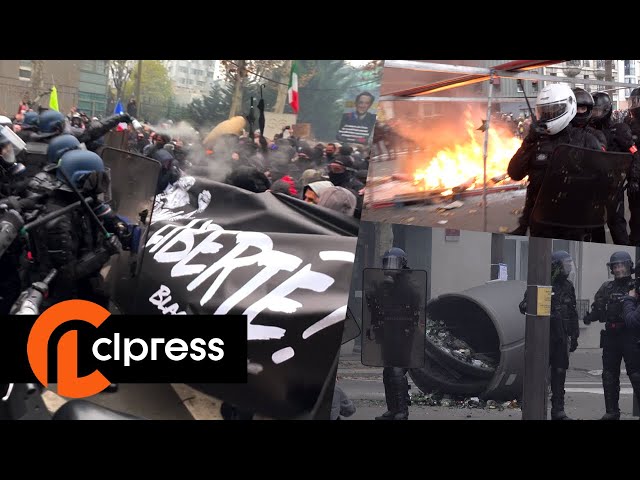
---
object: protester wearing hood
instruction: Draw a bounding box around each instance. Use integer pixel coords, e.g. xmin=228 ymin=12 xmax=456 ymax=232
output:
xmin=225 ymin=165 xmax=271 ymax=193
xmin=303 ymin=180 xmax=334 ymax=205
xmin=327 ymin=155 xmax=364 ymax=195
xmin=317 ymin=186 xmax=357 ymax=217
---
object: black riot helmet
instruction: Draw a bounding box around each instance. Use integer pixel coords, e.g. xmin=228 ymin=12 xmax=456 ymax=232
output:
xmin=382 ymin=247 xmax=408 ymax=270
xmin=551 ymin=250 xmax=573 ymax=280
xmin=591 ymin=91 xmax=613 ymax=125
xmin=607 ymin=251 xmax=634 ymax=280
xmin=571 ymin=88 xmax=594 ymax=128
xmin=629 ymin=87 xmax=640 ymax=119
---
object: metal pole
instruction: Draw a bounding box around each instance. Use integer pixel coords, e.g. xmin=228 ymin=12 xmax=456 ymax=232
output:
xmin=522 ymin=236 xmax=553 ymax=420
xmin=135 ymin=60 xmax=142 ymax=119
xmin=482 ymin=72 xmax=495 ymax=233
xmin=635 ymin=246 xmax=640 ymax=418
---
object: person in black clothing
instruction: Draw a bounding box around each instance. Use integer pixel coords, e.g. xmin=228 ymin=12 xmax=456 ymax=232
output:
xmin=508 ymin=84 xmax=603 ymax=239
xmin=126 ymin=98 xmax=138 ymax=118
xmin=519 ymin=250 xmax=579 ymax=420
xmin=588 ymin=91 xmax=639 ymax=244
xmin=624 ymin=87 xmax=640 ymax=246
xmin=586 ymin=251 xmax=640 ymax=419
xmin=369 ymin=248 xmax=420 ymax=421
xmin=327 ymin=155 xmax=364 ymax=219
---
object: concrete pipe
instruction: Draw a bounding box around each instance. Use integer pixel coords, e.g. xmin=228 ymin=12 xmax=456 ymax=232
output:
xmin=409 ymin=280 xmax=526 ymax=401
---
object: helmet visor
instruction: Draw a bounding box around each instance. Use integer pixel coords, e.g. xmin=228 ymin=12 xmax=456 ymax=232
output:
xmin=382 ymin=256 xmax=403 ymax=270
xmin=629 ymin=95 xmax=640 ymax=110
xmin=609 ymin=261 xmax=631 ymax=279
xmin=0 ymin=143 xmax=15 ymax=164
xmin=561 ymin=258 xmax=573 ymax=276
xmin=591 ymin=105 xmax=609 ymax=119
xmin=536 ymin=100 xmax=569 ymax=123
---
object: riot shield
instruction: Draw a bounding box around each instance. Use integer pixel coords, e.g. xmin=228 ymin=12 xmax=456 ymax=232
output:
xmin=531 ymin=145 xmax=632 ymax=229
xmin=22 ymin=142 xmax=49 ymax=179
xmin=100 ymin=147 xmax=161 ymax=313
xmin=362 ymin=268 xmax=427 ymax=368
xmin=342 ymin=306 xmax=361 ymax=345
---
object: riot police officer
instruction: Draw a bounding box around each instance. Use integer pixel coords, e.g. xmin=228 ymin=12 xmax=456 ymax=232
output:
xmin=588 ymin=92 xmax=635 ymax=245
xmin=368 ymin=247 xmax=419 ymax=421
xmin=624 ymin=87 xmax=640 ymax=245
xmin=25 ymin=149 xmax=125 ymax=309
xmin=520 ymin=250 xmax=579 ymax=420
xmin=508 ymin=84 xmax=603 ymax=237
xmin=585 ymin=251 xmax=640 ymax=419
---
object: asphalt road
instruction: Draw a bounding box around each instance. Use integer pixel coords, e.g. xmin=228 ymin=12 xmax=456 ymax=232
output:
xmin=336 ymin=349 xmax=639 ymax=421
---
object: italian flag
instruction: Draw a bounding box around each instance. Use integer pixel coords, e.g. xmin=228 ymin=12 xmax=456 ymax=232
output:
xmin=288 ymin=61 xmax=299 ymax=114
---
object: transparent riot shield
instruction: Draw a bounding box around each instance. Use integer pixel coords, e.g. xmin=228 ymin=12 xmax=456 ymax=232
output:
xmin=361 ymin=268 xmax=427 ymax=368
xmin=531 ymin=144 xmax=632 ymax=229
xmin=100 ymin=147 xmax=161 ymax=313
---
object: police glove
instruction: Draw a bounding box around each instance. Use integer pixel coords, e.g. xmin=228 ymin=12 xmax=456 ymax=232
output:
xmin=613 ymin=123 xmax=635 ymax=151
xmin=104 ymin=234 xmax=122 ymax=256
xmin=628 ymin=178 xmax=640 ymax=199
xmin=569 ymin=336 xmax=578 ymax=353
xmin=117 ymin=113 xmax=133 ymax=124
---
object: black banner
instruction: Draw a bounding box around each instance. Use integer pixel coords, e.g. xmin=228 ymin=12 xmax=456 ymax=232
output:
xmin=126 ymin=178 xmax=358 ymax=418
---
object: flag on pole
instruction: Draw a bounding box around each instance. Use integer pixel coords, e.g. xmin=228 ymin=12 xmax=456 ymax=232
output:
xmin=114 ymin=100 xmax=127 ymax=131
xmin=288 ymin=61 xmax=299 ymax=114
xmin=49 ymin=86 xmax=59 ymax=112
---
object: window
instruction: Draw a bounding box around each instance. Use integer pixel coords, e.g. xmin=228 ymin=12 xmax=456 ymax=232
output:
xmin=625 ymin=60 xmax=636 ymax=76
xmin=187 ymin=79 xmax=194 ymax=85
xmin=179 ymin=78 xmax=186 ymax=84
xmin=516 ymin=82 xmax=523 ymax=93
xmin=207 ymin=72 xmax=214 ymax=78
xmin=19 ymin=60 xmax=33 ymax=80
xmin=582 ymin=60 xmax=590 ymax=68
xmin=179 ymin=67 xmax=188 ymax=73
xmin=191 ymin=69 xmax=203 ymax=75
xmin=197 ymin=81 xmax=205 ymax=87
xmin=96 ymin=60 xmax=105 ymax=74
xmin=625 ymin=77 xmax=636 ymax=98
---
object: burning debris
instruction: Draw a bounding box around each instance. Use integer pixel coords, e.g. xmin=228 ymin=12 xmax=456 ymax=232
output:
xmin=412 ymin=109 xmax=523 ymax=192
xmin=426 ymin=318 xmax=497 ymax=371
xmin=364 ymin=108 xmax=528 ymax=209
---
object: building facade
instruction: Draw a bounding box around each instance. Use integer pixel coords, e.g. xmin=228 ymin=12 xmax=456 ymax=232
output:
xmin=0 ymin=60 xmax=108 ymax=117
xmin=542 ymin=60 xmax=640 ymax=110
xmin=163 ymin=60 xmax=225 ymax=105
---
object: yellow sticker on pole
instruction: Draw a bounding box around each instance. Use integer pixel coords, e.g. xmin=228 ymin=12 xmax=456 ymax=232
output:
xmin=536 ymin=286 xmax=552 ymax=316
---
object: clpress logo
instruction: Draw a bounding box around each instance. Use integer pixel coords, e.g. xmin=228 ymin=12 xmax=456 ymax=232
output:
xmin=27 ymin=300 xmax=112 ymax=398
xmin=19 ymin=300 xmax=247 ymax=398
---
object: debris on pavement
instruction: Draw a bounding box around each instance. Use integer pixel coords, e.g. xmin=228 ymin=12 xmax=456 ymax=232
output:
xmin=426 ymin=318 xmax=498 ymax=370
xmin=437 ymin=200 xmax=464 ymax=210
xmin=409 ymin=392 xmax=521 ymax=411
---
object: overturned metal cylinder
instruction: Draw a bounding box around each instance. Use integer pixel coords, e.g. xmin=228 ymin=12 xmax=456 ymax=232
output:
xmin=409 ymin=280 xmax=526 ymax=400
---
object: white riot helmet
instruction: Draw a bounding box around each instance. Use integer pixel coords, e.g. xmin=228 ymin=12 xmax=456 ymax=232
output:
xmin=0 ymin=116 xmax=12 ymax=128
xmin=534 ymin=84 xmax=577 ymax=136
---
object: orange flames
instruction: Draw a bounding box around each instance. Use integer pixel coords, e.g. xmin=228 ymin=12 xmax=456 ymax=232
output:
xmin=413 ymin=110 xmax=524 ymax=192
